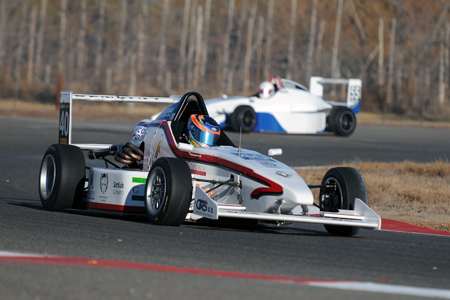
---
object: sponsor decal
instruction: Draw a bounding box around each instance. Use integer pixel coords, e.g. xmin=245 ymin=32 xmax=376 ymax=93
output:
xmin=132 ymin=125 xmax=148 ymax=141
xmin=59 ymin=138 xmax=68 ymax=144
xmin=230 ymin=151 xmax=277 ymax=162
xmin=276 ymin=171 xmax=292 ymax=178
xmin=195 ymin=199 xmax=211 ymax=212
xmin=259 ymin=161 xmax=277 ymax=168
xmin=100 ymin=173 xmax=108 ymax=194
xmin=113 ymin=181 xmax=124 ymax=188
xmin=132 ymin=195 xmax=145 ymax=201
xmin=189 ymin=163 xmax=206 ymax=176
xmin=131 ymin=186 xmax=145 ymax=201
xmin=154 ymin=139 xmax=162 ymax=159
xmin=132 ymin=177 xmax=147 ymax=183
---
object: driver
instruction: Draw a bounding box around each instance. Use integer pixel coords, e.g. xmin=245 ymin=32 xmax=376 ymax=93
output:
xmin=185 ymin=114 xmax=221 ymax=147
xmin=259 ymin=81 xmax=275 ymax=98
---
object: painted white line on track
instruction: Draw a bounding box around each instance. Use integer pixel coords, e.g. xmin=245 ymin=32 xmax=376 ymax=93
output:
xmin=309 ymin=281 xmax=450 ymax=299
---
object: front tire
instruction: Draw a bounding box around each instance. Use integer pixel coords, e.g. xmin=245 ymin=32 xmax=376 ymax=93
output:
xmin=327 ymin=107 xmax=356 ymax=136
xmin=144 ymin=158 xmax=192 ymax=226
xmin=39 ymin=144 xmax=86 ymax=211
xmin=319 ymin=167 xmax=368 ymax=236
xmin=231 ymin=105 xmax=256 ymax=133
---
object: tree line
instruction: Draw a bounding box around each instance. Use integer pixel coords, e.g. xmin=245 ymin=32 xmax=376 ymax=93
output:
xmin=0 ymin=0 xmax=449 ymax=116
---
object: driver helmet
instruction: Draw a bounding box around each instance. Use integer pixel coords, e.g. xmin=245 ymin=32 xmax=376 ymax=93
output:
xmin=259 ymin=81 xmax=275 ymax=98
xmin=186 ymin=114 xmax=221 ymax=147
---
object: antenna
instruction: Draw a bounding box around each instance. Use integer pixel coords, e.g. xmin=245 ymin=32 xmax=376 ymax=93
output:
xmin=238 ymin=126 xmax=242 ymax=157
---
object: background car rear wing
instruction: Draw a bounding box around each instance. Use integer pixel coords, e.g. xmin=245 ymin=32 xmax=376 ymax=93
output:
xmin=58 ymin=90 xmax=179 ymax=149
xmin=309 ymin=77 xmax=362 ymax=113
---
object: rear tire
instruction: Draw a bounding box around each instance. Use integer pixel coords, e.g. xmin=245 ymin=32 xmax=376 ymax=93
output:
xmin=231 ymin=106 xmax=256 ymax=133
xmin=39 ymin=144 xmax=86 ymax=211
xmin=144 ymin=158 xmax=192 ymax=226
xmin=319 ymin=167 xmax=368 ymax=236
xmin=327 ymin=107 xmax=356 ymax=136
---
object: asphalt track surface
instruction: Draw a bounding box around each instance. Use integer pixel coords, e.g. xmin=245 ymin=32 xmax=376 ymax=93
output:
xmin=1 ymin=117 xmax=450 ymax=300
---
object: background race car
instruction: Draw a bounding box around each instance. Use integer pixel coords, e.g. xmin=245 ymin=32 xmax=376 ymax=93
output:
xmin=205 ymin=75 xmax=362 ymax=136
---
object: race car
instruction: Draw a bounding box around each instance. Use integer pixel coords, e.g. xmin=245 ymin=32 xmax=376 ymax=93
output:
xmin=205 ymin=75 xmax=362 ymax=136
xmin=38 ymin=90 xmax=380 ymax=236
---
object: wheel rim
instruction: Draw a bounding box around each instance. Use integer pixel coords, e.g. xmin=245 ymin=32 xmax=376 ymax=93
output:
xmin=39 ymin=154 xmax=56 ymax=200
xmin=146 ymin=166 xmax=166 ymax=215
xmin=242 ymin=111 xmax=255 ymax=128
xmin=320 ymin=176 xmax=343 ymax=212
xmin=341 ymin=113 xmax=354 ymax=131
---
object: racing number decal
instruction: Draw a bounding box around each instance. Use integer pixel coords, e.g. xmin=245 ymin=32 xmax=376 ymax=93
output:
xmin=59 ymin=102 xmax=70 ymax=144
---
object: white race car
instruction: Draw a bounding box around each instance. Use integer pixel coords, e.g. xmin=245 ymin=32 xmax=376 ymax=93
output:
xmin=38 ymin=90 xmax=380 ymax=236
xmin=205 ymin=76 xmax=362 ymax=136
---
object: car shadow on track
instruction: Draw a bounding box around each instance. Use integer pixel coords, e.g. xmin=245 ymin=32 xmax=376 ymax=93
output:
xmin=184 ymin=218 xmax=332 ymax=237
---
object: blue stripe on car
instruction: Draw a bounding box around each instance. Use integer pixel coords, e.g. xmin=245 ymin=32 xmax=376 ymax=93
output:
xmin=254 ymin=113 xmax=286 ymax=133
xmin=351 ymin=102 xmax=360 ymax=114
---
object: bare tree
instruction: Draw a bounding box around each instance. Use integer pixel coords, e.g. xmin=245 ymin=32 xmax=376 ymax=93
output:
xmin=27 ymin=5 xmax=37 ymax=85
xmin=439 ymin=30 xmax=445 ymax=106
xmin=94 ymin=0 xmax=106 ymax=78
xmin=76 ymin=0 xmax=87 ymax=80
xmin=58 ymin=0 xmax=67 ymax=75
xmin=221 ymin=0 xmax=235 ymax=92
xmin=14 ymin=3 xmax=28 ymax=100
xmin=243 ymin=1 xmax=257 ymax=94
xmin=34 ymin=0 xmax=47 ymax=83
xmin=331 ymin=0 xmax=343 ymax=80
xmin=263 ymin=0 xmax=274 ymax=80
xmin=116 ymin=0 xmax=127 ymax=85
xmin=286 ymin=0 xmax=297 ymax=79
xmin=187 ymin=0 xmax=197 ymax=89
xmin=137 ymin=0 xmax=148 ymax=80
xmin=315 ymin=19 xmax=325 ymax=75
xmin=193 ymin=5 xmax=203 ymax=89
xmin=157 ymin=0 xmax=169 ymax=87
xmin=200 ymin=0 xmax=211 ymax=79
xmin=179 ymin=0 xmax=191 ymax=90
xmin=0 ymin=0 xmax=6 ymax=71
xmin=377 ymin=18 xmax=384 ymax=100
xmin=306 ymin=0 xmax=318 ymax=80
xmin=255 ymin=16 xmax=264 ymax=83
xmin=385 ymin=18 xmax=396 ymax=114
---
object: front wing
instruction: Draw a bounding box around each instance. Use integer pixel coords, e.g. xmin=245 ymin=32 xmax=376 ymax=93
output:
xmin=193 ymin=187 xmax=381 ymax=230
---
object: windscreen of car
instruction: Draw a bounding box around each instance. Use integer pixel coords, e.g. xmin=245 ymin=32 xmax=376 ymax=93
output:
xmin=280 ymin=79 xmax=309 ymax=91
xmin=156 ymin=102 xmax=182 ymax=121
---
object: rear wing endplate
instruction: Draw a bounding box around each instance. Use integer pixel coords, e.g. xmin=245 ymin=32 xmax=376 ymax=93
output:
xmin=58 ymin=91 xmax=179 ymax=147
xmin=309 ymin=77 xmax=362 ymax=113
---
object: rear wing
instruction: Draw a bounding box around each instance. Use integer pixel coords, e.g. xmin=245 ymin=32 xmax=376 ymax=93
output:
xmin=58 ymin=91 xmax=179 ymax=149
xmin=309 ymin=77 xmax=362 ymax=113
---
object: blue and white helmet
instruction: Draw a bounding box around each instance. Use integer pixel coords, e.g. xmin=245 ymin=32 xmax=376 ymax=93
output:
xmin=186 ymin=114 xmax=221 ymax=147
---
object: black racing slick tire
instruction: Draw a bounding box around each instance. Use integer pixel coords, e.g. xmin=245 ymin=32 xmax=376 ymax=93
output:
xmin=144 ymin=157 xmax=192 ymax=226
xmin=319 ymin=167 xmax=368 ymax=236
xmin=231 ymin=105 xmax=257 ymax=133
xmin=327 ymin=107 xmax=356 ymax=136
xmin=39 ymin=144 xmax=86 ymax=211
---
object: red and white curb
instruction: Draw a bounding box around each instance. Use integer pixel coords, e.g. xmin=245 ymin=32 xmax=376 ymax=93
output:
xmin=1 ymin=251 xmax=449 ymax=299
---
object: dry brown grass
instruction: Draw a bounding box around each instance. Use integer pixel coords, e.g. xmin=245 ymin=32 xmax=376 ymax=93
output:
xmin=296 ymin=160 xmax=450 ymax=232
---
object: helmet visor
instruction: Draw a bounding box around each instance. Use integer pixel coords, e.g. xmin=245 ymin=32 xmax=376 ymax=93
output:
xmin=190 ymin=128 xmax=220 ymax=147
